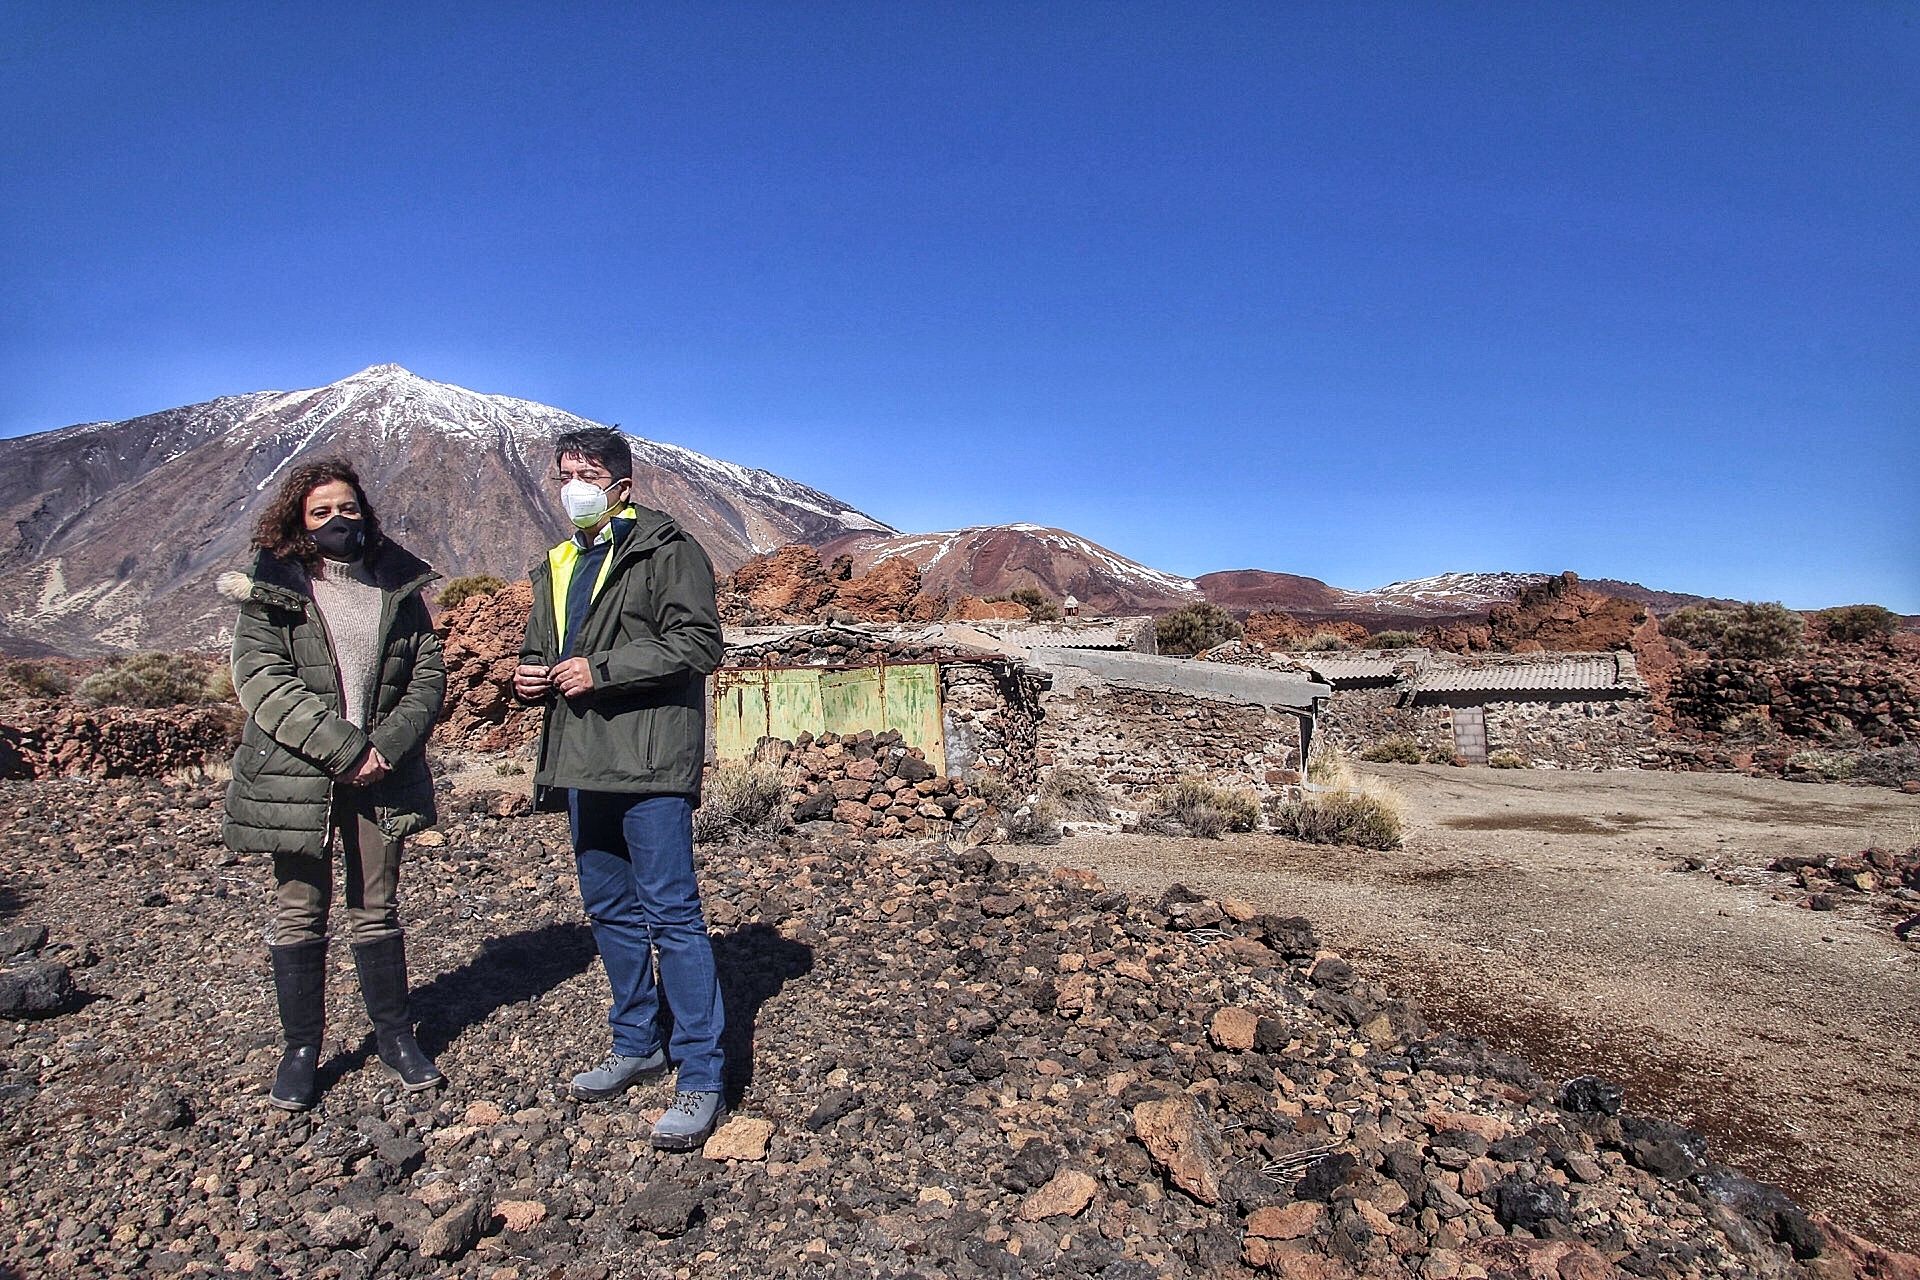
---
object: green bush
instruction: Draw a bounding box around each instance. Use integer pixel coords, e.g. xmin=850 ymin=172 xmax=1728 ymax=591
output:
xmin=1424 ymin=744 xmax=1462 ymax=765
xmin=1265 ymin=788 xmax=1404 ymax=850
xmin=1369 ymin=630 xmax=1422 ymax=650
xmin=1818 ymin=605 xmax=1896 ymax=644
xmin=1153 ymin=777 xmax=1260 ymax=839
xmin=1359 ymin=737 xmax=1423 ymax=764
xmin=692 ymin=761 xmax=791 ymax=843
xmin=1039 ymin=766 xmax=1114 ymax=822
xmin=1155 ymin=604 xmax=1243 ymax=656
xmin=1303 ymin=631 xmax=1349 ymax=652
xmin=1662 ymin=602 xmax=1804 ymax=659
xmin=437 ymin=574 xmax=507 ymax=610
xmin=1487 ymin=749 xmax=1528 ymax=769
xmin=6 ymin=661 xmax=70 ymax=699
xmin=1008 ymin=585 xmax=1063 ymax=624
xmin=77 ymin=653 xmax=231 ymax=709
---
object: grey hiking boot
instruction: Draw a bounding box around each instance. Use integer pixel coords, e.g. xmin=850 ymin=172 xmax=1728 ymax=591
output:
xmin=650 ymin=1090 xmax=726 ymax=1151
xmin=570 ymin=1049 xmax=668 ymax=1102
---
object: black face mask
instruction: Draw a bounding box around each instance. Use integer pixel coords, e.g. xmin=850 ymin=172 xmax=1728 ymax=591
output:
xmin=311 ymin=515 xmax=367 ymax=562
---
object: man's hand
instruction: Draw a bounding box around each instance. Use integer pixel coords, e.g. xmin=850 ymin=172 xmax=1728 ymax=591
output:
xmin=514 ymin=662 xmax=554 ymax=700
xmin=550 ymin=657 xmax=595 ymax=699
xmin=341 ymin=745 xmax=391 ymax=787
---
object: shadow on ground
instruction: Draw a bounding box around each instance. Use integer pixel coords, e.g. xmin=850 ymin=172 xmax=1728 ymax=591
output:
xmin=713 ymin=922 xmax=814 ymax=1106
xmin=316 ymin=923 xmax=601 ymax=1090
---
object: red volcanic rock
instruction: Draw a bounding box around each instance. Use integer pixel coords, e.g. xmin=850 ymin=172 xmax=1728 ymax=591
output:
xmin=1427 ymin=573 xmax=1644 ymax=654
xmin=1242 ymin=614 xmax=1369 ymax=649
xmin=720 ymin=545 xmax=838 ymax=624
xmin=434 ymin=581 xmax=542 ymax=752
xmin=0 ymin=700 xmax=240 ymax=780
xmin=832 ymin=557 xmax=924 ymax=623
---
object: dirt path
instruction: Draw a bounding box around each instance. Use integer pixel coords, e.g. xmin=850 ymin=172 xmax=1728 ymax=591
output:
xmin=1020 ymin=765 xmax=1920 ymax=1251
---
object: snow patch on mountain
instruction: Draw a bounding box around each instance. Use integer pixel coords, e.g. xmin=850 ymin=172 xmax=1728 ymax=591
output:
xmin=1363 ymin=572 xmax=1548 ymax=607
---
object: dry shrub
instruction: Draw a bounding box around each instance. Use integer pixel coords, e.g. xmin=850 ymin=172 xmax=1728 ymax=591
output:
xmin=1785 ymin=749 xmax=1857 ymax=781
xmin=1156 ymin=603 xmax=1243 ymax=656
xmin=5 ymin=661 xmax=70 ymax=699
xmin=1487 ymin=749 xmax=1528 ymax=769
xmin=1663 ymin=602 xmax=1803 ymax=659
xmin=1153 ymin=777 xmax=1260 ymax=839
xmin=1303 ymin=631 xmax=1350 ymax=652
xmin=1307 ymin=743 xmax=1357 ymax=788
xmin=1265 ymin=785 xmax=1404 ymax=849
xmin=437 ymin=574 xmax=507 ymax=610
xmin=1855 ymin=746 xmax=1920 ymax=788
xmin=1002 ymin=797 xmax=1064 ymax=845
xmin=77 ymin=653 xmax=231 ymax=709
xmin=1359 ymin=737 xmax=1423 ymax=764
xmin=1039 ymin=766 xmax=1115 ymax=822
xmin=1817 ymin=604 xmax=1896 ymax=644
xmin=1370 ymin=630 xmax=1421 ymax=649
xmin=693 ymin=760 xmax=790 ymax=844
xmin=969 ymin=771 xmax=1019 ymax=810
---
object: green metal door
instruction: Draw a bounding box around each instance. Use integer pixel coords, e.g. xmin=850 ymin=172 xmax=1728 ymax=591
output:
xmin=710 ymin=663 xmax=945 ymax=772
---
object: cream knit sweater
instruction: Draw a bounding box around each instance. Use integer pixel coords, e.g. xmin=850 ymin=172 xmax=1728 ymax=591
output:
xmin=309 ymin=558 xmax=383 ymax=730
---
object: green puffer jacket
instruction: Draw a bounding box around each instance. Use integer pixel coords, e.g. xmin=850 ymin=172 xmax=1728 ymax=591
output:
xmin=221 ymin=541 xmax=445 ymax=856
xmin=519 ymin=505 xmax=725 ymax=801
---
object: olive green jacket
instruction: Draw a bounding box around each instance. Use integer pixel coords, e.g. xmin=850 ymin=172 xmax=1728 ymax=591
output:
xmin=519 ymin=506 xmax=725 ymax=800
xmin=221 ymin=542 xmax=445 ymax=856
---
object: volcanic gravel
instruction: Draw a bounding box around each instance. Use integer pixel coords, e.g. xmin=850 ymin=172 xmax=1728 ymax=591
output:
xmin=0 ymin=775 xmax=1908 ymax=1279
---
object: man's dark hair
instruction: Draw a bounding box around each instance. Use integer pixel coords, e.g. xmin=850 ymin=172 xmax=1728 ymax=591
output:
xmin=553 ymin=426 xmax=633 ymax=482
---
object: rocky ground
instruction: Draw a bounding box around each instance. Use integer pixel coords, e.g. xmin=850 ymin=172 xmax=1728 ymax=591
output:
xmin=6 ymin=777 xmax=1920 ymax=1278
xmin=1024 ymin=766 xmax=1920 ymax=1257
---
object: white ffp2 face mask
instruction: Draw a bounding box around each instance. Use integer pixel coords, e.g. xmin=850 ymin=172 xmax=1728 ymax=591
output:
xmin=560 ymin=478 xmax=622 ymax=529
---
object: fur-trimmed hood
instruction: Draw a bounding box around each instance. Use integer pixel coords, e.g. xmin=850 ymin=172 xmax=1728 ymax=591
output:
xmin=219 ymin=541 xmax=438 ymax=610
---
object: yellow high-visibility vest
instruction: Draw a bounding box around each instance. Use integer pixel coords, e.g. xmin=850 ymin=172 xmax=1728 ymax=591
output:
xmin=548 ymin=507 xmax=636 ymax=653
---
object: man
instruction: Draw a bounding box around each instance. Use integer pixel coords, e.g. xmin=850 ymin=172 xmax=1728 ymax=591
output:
xmin=514 ymin=426 xmax=729 ymax=1151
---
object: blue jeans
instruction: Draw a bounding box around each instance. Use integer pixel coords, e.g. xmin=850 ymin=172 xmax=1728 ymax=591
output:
xmin=568 ymin=791 xmax=725 ymax=1093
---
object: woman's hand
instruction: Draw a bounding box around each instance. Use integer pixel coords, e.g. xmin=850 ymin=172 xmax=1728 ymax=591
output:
xmin=514 ymin=662 xmax=554 ymax=700
xmin=341 ymin=745 xmax=391 ymax=787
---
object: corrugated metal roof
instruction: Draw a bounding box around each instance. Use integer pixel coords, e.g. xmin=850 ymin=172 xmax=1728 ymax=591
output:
xmin=1413 ymin=652 xmax=1642 ymax=697
xmin=1302 ymin=649 xmax=1428 ymax=684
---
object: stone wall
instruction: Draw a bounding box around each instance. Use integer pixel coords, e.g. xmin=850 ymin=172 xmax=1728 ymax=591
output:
xmin=941 ymin=662 xmax=1047 ymax=790
xmin=724 ymin=626 xmax=986 ymax=669
xmin=1479 ymin=698 xmax=1661 ymax=770
xmin=1035 ymin=685 xmax=1305 ymax=800
xmin=1672 ymin=658 xmax=1920 ymax=746
xmin=0 ymin=701 xmax=241 ymax=780
xmin=1318 ymin=689 xmax=1658 ymax=771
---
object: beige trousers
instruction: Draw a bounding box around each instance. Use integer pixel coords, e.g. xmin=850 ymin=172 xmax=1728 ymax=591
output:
xmin=270 ymin=794 xmax=403 ymax=946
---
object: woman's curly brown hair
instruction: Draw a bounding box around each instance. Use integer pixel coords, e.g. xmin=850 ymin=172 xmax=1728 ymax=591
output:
xmin=252 ymin=457 xmax=383 ymax=571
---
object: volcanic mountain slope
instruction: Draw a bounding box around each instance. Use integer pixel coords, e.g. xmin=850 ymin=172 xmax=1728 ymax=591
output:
xmin=819 ymin=523 xmax=1205 ymax=617
xmin=1198 ymin=569 xmax=1720 ymax=626
xmin=0 ymin=365 xmax=890 ymax=654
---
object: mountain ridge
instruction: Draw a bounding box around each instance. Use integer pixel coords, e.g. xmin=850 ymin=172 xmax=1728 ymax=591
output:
xmin=0 ymin=366 xmax=1743 ymax=654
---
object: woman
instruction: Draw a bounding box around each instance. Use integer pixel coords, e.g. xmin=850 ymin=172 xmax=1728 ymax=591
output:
xmin=220 ymin=456 xmax=448 ymax=1110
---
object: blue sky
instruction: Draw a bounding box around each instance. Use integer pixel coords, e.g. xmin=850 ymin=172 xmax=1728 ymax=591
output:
xmin=3 ymin=3 xmax=1915 ymax=609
